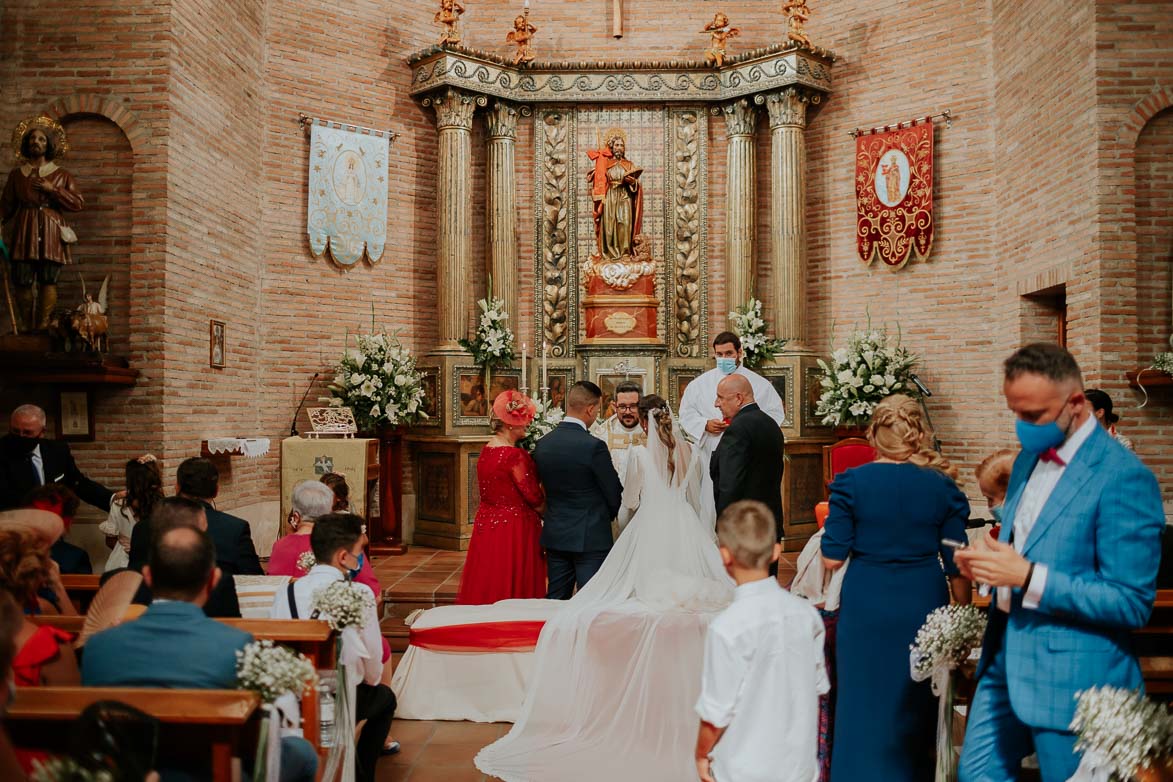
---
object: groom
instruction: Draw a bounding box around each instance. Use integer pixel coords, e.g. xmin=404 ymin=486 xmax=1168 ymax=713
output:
xmin=533 ymin=380 xmax=623 ymax=599
xmin=710 ymin=374 xmax=786 ymax=573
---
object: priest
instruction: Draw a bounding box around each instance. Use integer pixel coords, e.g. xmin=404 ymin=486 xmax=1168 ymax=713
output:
xmin=678 ymin=331 xmax=785 ymax=464
xmin=590 ymin=380 xmax=646 ymax=484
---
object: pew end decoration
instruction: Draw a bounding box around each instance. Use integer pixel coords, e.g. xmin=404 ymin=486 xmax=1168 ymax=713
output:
xmin=728 ymin=298 xmax=788 ymax=369
xmin=816 ymin=326 xmax=920 ymax=428
xmin=328 ymin=331 xmax=428 ymax=433
xmin=1069 ymin=686 xmax=1173 ymax=782
xmin=236 ymin=639 xmax=317 ymax=782
xmin=909 ymin=604 xmax=987 ymax=782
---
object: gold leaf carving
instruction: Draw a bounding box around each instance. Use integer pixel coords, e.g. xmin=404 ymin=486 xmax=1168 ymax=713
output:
xmin=541 ymin=113 xmax=570 ymax=355
xmin=674 ymin=111 xmax=702 ymax=357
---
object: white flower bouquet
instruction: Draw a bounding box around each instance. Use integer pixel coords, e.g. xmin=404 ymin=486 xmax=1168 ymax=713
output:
xmin=1069 ymin=686 xmax=1173 ymax=781
xmin=816 ymin=327 xmax=920 ymax=427
xmin=910 ymin=604 xmax=987 ymax=682
xmin=1152 ymin=351 xmax=1173 ymax=375
xmin=729 ymin=298 xmax=788 ymax=369
xmin=311 ymin=580 xmax=374 ymax=631
xmin=296 ymin=550 xmax=317 ymax=574
xmin=327 ymin=331 xmax=428 ymax=433
xmin=236 ymin=639 xmax=317 ymax=703
xmin=459 ymin=296 xmax=516 ymax=369
xmin=521 ymin=396 xmax=564 ymax=452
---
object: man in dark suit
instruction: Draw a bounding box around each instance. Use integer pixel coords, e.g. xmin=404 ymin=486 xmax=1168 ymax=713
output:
xmin=125 ymin=496 xmax=242 ymax=617
xmin=83 ymin=524 xmax=317 ymax=782
xmin=710 ymin=374 xmax=785 ymax=572
xmin=0 ymin=404 xmax=114 ymax=512
xmin=533 ymin=381 xmax=623 ymax=599
xmin=128 ymin=457 xmax=262 ymax=576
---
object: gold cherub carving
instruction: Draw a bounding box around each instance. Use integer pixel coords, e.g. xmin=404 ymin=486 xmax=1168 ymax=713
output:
xmin=435 ymin=0 xmax=465 ymax=47
xmin=782 ymin=0 xmax=811 ymax=47
xmin=700 ymin=12 xmax=740 ymax=67
xmin=506 ymin=13 xmax=538 ymax=64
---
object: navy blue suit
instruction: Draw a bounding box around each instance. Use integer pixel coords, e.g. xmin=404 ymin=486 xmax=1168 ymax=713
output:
xmin=532 ymin=419 xmax=623 ymax=599
xmin=0 ymin=434 xmax=112 ymax=512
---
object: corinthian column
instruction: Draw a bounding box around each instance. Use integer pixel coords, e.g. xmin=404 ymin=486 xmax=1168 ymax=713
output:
xmin=764 ymin=88 xmax=810 ymax=347
xmin=721 ymin=99 xmax=757 ymax=313
xmin=486 ymin=101 xmax=520 ymax=323
xmin=424 ymin=88 xmax=482 ymax=353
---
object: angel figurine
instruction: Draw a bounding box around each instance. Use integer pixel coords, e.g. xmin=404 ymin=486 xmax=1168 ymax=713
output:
xmin=506 ymin=13 xmax=538 ymax=64
xmin=435 ymin=0 xmax=465 ymax=46
xmin=782 ymin=0 xmax=812 ymax=47
xmin=71 ymin=274 xmax=108 ymax=352
xmin=701 ymin=12 xmax=740 ymax=67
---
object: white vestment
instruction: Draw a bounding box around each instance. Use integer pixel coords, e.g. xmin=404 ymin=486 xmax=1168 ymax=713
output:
xmin=679 ymin=365 xmax=785 ymax=457
xmin=590 ymin=415 xmax=647 ymax=484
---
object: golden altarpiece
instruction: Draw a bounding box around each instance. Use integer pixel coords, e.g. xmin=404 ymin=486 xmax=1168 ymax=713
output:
xmin=406 ymin=40 xmax=835 ymax=551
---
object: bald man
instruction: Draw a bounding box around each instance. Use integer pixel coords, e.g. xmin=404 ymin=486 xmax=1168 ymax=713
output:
xmin=710 ymin=374 xmax=786 ymax=571
xmin=0 ymin=404 xmax=114 ymax=512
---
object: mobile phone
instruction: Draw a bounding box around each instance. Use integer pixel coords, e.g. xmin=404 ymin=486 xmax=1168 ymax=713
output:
xmin=941 ymin=538 xmax=968 ymax=550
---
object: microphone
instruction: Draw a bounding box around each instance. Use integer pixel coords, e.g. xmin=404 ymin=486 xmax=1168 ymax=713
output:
xmin=909 ymin=373 xmax=932 ymax=398
xmin=290 ymin=372 xmax=320 ymax=436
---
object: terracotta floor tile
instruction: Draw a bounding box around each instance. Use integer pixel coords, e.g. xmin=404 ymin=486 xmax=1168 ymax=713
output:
xmin=406 ymin=767 xmax=487 ymax=782
xmin=388 ymin=718 xmax=437 ymax=743
xmin=414 ymin=740 xmax=487 ymax=768
xmin=430 ymin=721 xmax=508 ymax=743
xmin=373 ymin=763 xmax=413 ymax=782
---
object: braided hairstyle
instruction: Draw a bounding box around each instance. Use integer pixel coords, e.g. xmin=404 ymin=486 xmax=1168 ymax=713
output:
xmin=638 ymin=393 xmax=677 ymax=480
xmin=866 ymin=394 xmax=957 ymax=479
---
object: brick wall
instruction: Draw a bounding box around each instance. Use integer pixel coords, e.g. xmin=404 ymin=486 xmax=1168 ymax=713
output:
xmin=2 ymin=0 xmax=1170 ymax=537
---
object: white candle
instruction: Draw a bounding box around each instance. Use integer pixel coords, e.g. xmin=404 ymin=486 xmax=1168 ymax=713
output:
xmin=541 ymin=340 xmax=548 ymax=391
xmin=524 ymin=0 xmax=530 ymax=9
xmin=521 ymin=342 xmax=527 ymax=390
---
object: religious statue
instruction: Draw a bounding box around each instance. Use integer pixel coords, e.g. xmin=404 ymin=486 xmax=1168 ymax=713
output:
xmin=880 ymin=153 xmax=903 ymax=204
xmin=0 ymin=116 xmax=84 ymax=333
xmin=586 ymin=128 xmax=646 ymax=264
xmin=782 ymin=0 xmax=812 ymax=47
xmin=71 ymin=275 xmax=109 ymax=352
xmin=435 ymin=0 xmax=465 ymax=46
xmin=506 ymin=13 xmax=538 ymax=65
xmin=700 ymin=12 xmax=740 ymax=67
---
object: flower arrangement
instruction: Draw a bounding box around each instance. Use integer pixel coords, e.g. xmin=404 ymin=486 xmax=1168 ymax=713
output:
xmin=1152 ymin=351 xmax=1173 ymax=375
xmin=1070 ymin=686 xmax=1173 ymax=781
xmin=327 ymin=331 xmax=428 ymax=433
xmin=728 ymin=298 xmax=788 ymax=369
xmin=909 ymin=604 xmax=987 ymax=681
xmin=520 ymin=396 xmax=564 ymax=452
xmin=236 ymin=639 xmax=317 ymax=703
xmin=816 ymin=327 xmax=920 ymax=427
xmin=311 ymin=580 xmax=374 ymax=631
xmin=459 ymin=297 xmax=516 ymax=369
xmin=31 ymin=759 xmax=114 ymax=782
xmin=296 ymin=550 xmax=317 ymax=574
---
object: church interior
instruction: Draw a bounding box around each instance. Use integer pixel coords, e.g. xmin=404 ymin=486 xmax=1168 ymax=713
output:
xmin=1 ymin=0 xmax=1171 ymax=778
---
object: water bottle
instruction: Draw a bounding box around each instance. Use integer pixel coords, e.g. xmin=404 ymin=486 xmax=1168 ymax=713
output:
xmin=319 ymin=678 xmax=336 ymax=748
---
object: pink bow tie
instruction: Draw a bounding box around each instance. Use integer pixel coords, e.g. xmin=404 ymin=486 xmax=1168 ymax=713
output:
xmin=1039 ymin=447 xmax=1066 ymax=466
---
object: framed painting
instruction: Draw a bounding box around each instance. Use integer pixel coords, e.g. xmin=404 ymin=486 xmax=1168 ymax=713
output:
xmin=209 ymin=320 xmax=226 ymax=368
xmin=454 ymin=367 xmax=522 ymax=426
xmin=57 ymin=390 xmax=94 ymax=442
xmin=417 ymin=370 xmax=441 ymax=427
xmin=669 ymin=368 xmax=702 ymax=410
xmin=544 ymin=369 xmax=573 ymax=412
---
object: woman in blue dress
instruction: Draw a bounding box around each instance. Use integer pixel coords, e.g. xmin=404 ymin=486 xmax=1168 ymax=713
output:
xmin=821 ymin=394 xmax=971 ymax=782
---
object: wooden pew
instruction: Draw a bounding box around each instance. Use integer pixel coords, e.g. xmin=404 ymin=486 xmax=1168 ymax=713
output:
xmin=59 ymin=574 xmax=101 ymax=613
xmin=30 ymin=614 xmax=84 ymax=634
xmin=7 ymin=687 xmax=259 ymax=781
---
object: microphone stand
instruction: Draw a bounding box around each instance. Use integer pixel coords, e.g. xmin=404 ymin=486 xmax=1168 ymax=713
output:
xmin=290 ymin=372 xmax=320 ymax=436
xmin=909 ymin=374 xmax=942 ymax=453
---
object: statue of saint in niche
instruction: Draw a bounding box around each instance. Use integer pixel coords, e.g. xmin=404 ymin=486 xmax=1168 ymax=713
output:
xmin=586 ymin=128 xmax=644 ymax=264
xmin=1 ymin=116 xmax=84 ymax=332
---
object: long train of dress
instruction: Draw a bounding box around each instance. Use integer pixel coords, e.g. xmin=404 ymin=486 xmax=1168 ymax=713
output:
xmin=392 ymin=434 xmax=734 ymax=781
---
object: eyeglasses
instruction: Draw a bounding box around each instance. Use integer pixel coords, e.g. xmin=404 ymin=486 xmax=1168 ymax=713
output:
xmin=616 ymin=404 xmax=639 ymax=412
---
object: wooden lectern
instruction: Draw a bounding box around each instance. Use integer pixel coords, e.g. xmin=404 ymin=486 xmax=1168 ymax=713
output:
xmin=279 ymin=436 xmax=379 ymax=539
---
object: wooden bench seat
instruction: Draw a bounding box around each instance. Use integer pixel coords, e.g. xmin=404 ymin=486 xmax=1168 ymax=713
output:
xmin=7 ymin=687 xmax=260 ymax=781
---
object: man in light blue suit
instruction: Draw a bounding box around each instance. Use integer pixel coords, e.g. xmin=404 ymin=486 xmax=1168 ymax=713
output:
xmin=956 ymin=343 xmax=1166 ymax=782
xmin=83 ymin=523 xmax=318 ymax=782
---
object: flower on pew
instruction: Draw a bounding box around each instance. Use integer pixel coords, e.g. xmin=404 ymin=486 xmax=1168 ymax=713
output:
xmin=1069 ymin=686 xmax=1173 ymax=781
xmin=296 ymin=550 xmax=316 ymax=574
xmin=909 ymin=604 xmax=986 ymax=684
xmin=310 ymin=580 xmax=374 ymax=632
xmin=31 ymin=758 xmax=113 ymax=782
xmin=236 ymin=639 xmax=317 ymax=703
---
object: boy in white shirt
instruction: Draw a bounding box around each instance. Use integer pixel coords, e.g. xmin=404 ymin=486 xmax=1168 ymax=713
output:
xmin=695 ymin=500 xmax=829 ymax=782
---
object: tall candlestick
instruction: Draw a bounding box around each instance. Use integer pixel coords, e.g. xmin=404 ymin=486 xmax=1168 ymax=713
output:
xmin=541 ymin=340 xmax=548 ymax=393
xmin=521 ymin=342 xmax=528 ymax=392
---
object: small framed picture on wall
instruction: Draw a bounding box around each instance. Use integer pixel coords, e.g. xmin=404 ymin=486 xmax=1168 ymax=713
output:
xmin=57 ymin=390 xmax=94 ymax=442
xmin=209 ymin=320 xmax=226 ymax=368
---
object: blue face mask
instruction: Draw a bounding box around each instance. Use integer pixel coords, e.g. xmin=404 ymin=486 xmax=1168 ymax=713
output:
xmin=346 ymin=552 xmax=364 ymax=581
xmin=716 ymin=357 xmax=737 ymax=375
xmin=990 ymin=505 xmax=1003 ymax=524
xmin=1014 ymin=416 xmax=1068 ymax=455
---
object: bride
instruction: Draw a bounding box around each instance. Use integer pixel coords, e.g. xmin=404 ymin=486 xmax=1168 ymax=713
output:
xmin=473 ymin=394 xmax=734 ymax=781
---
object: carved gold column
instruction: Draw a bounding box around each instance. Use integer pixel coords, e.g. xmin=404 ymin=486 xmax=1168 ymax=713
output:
xmin=764 ymin=88 xmax=810 ymax=347
xmin=486 ymin=101 xmax=520 ymax=321
xmin=721 ymin=99 xmax=757 ymax=313
xmin=423 ymin=88 xmax=482 ymax=353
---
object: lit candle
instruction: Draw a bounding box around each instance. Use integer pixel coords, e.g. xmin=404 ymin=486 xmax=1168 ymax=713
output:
xmin=524 ymin=0 xmax=530 ymax=8
xmin=541 ymin=340 xmax=548 ymax=391
xmin=521 ymin=342 xmax=527 ymax=391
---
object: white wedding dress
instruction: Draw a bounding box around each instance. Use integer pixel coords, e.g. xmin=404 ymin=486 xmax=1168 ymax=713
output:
xmin=473 ymin=415 xmax=734 ymax=781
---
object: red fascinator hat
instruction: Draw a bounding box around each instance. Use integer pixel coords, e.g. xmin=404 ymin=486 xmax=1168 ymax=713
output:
xmin=492 ymin=390 xmax=537 ymax=427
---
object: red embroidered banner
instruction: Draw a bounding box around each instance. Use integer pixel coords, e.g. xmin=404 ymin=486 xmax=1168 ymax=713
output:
xmin=855 ymin=121 xmax=934 ymax=269
xmin=408 ymin=620 xmax=546 ymax=653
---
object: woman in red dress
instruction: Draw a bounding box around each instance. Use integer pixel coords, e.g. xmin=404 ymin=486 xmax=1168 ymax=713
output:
xmin=457 ymin=390 xmax=547 ymax=605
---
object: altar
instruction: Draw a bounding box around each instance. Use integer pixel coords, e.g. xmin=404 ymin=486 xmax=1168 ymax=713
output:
xmin=406 ymin=39 xmax=837 ymax=550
